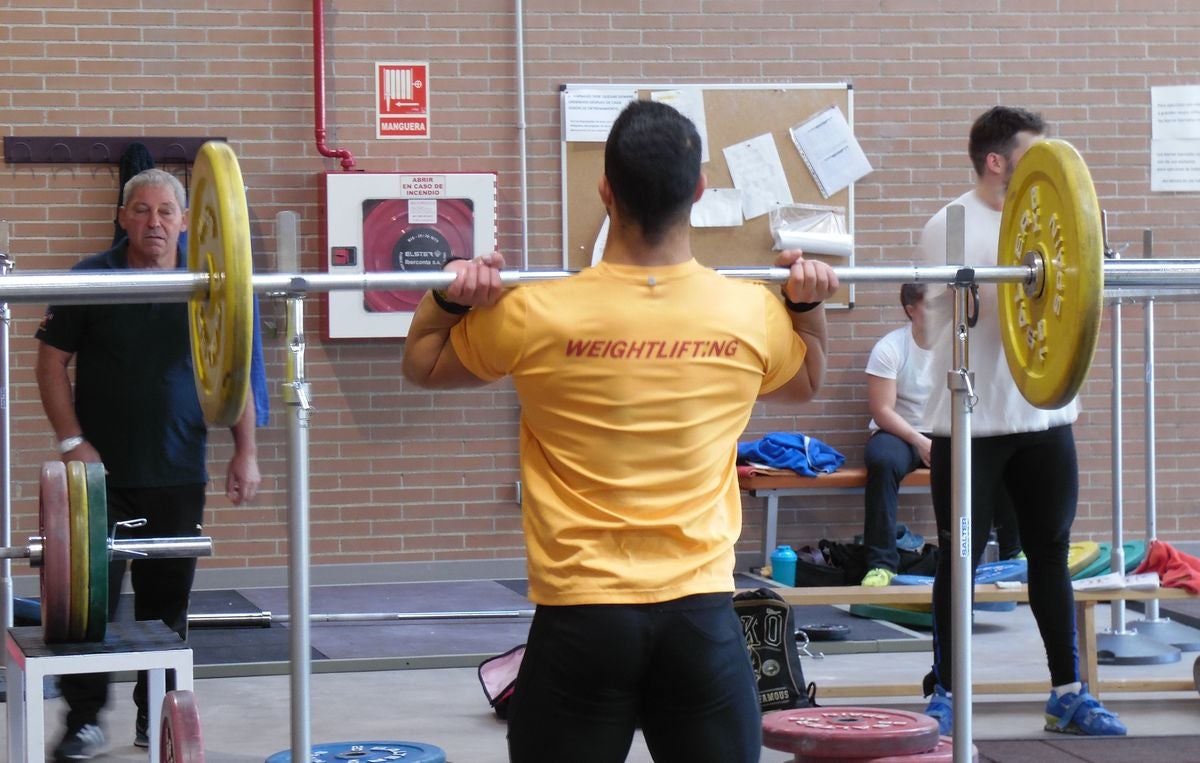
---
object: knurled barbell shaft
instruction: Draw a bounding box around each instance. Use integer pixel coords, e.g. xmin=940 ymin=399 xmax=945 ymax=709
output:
xmin=5 ymin=259 xmax=1199 ymax=305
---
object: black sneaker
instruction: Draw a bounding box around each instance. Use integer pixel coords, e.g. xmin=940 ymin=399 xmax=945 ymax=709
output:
xmin=53 ymin=723 xmax=106 ymax=761
xmin=134 ymin=709 xmax=149 ymax=748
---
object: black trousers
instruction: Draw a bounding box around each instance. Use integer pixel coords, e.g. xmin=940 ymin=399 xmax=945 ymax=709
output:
xmin=506 ymin=593 xmax=762 ymax=763
xmin=927 ymin=425 xmax=1080 ymax=692
xmin=60 ymin=483 xmax=205 ymax=730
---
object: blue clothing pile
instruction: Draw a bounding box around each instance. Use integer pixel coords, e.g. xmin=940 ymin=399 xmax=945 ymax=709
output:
xmin=737 ymin=432 xmax=845 ymax=477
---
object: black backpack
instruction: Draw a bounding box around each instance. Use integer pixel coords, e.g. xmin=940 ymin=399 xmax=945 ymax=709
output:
xmin=733 ymin=588 xmax=817 ymax=711
xmin=793 ymin=540 xmax=940 ymax=586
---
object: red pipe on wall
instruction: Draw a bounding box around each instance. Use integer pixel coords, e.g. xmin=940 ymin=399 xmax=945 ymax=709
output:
xmin=312 ymin=0 xmax=356 ymax=170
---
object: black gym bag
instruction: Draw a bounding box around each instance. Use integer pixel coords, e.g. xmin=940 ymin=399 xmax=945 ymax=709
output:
xmin=733 ymin=588 xmax=817 ymax=711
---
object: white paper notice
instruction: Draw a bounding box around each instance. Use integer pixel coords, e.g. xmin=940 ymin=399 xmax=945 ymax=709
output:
xmin=1151 ymin=139 xmax=1200 ymax=192
xmin=563 ymin=90 xmax=636 ymax=142
xmin=789 ymin=106 xmax=873 ymax=198
xmin=408 ymin=198 xmax=438 ymax=224
xmin=651 ymin=88 xmax=711 ymax=164
xmin=690 ymin=188 xmax=744 ymax=228
xmin=1152 ymin=85 xmax=1200 ymax=140
xmin=722 ymin=133 xmax=794 ymax=220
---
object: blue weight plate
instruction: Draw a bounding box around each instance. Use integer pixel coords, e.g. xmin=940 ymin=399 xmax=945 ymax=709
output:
xmin=891 ymin=574 xmax=934 ymax=586
xmin=975 ymin=559 xmax=1027 ymax=584
xmin=266 ymin=741 xmax=447 ymax=763
xmin=892 ymin=572 xmax=1017 ymax=612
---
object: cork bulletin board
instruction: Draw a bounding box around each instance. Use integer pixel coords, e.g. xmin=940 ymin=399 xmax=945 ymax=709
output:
xmin=560 ymin=82 xmax=856 ymax=306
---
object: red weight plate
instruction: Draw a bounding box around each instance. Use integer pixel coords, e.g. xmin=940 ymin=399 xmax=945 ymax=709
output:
xmin=39 ymin=461 xmax=71 ymax=643
xmin=361 ymin=197 xmax=476 ymax=313
xmin=161 ymin=690 xmax=206 ymax=763
xmin=795 ymin=736 xmax=977 ymax=763
xmin=763 ymin=706 xmax=941 ymax=759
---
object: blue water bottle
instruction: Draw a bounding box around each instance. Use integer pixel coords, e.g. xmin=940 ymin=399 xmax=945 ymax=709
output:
xmin=770 ymin=544 xmax=798 ymax=586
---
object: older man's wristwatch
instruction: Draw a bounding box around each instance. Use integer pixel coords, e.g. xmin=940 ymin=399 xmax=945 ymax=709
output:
xmin=58 ymin=435 xmax=85 ymax=454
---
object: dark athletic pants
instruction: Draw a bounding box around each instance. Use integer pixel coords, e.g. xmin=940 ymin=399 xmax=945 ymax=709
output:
xmin=863 ymin=430 xmax=928 ymax=572
xmin=60 ymin=484 xmax=205 ymax=730
xmin=506 ymin=593 xmax=761 ymax=763
xmin=865 ymin=431 xmax=1023 ymax=573
xmin=927 ymin=425 xmax=1080 ymax=692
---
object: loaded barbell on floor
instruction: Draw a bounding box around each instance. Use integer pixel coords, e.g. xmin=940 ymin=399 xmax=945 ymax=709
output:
xmin=188 ymin=607 xmax=535 ymax=628
xmin=0 ymin=461 xmax=214 ymax=643
xmin=1 ymin=139 xmax=1198 ymax=423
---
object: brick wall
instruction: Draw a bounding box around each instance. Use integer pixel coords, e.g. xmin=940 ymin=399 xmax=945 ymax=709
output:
xmin=3 ymin=1 xmax=1200 ymax=585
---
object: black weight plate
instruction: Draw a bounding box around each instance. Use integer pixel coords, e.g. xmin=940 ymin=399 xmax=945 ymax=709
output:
xmin=796 ymin=623 xmax=851 ymax=642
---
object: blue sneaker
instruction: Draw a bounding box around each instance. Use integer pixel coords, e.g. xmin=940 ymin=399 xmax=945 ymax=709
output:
xmin=1044 ymin=684 xmax=1127 ymax=736
xmin=896 ymin=523 xmax=925 ymax=552
xmin=923 ymin=685 xmax=953 ymax=735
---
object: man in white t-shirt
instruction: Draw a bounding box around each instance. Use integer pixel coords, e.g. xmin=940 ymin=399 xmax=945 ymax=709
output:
xmin=861 ymin=284 xmax=1022 ymax=587
xmin=860 ymin=283 xmax=933 ymax=586
xmin=916 ymin=106 xmax=1125 ymax=738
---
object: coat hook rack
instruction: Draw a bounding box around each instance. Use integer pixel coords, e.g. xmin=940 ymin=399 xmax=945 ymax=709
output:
xmin=2 ymin=136 xmax=224 ymax=165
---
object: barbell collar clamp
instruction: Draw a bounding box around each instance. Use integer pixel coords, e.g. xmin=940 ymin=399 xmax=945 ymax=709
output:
xmin=1022 ymin=251 xmax=1046 ymax=300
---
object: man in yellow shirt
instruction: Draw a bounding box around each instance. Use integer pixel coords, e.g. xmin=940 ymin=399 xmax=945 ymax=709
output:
xmin=403 ymin=100 xmax=838 ymax=762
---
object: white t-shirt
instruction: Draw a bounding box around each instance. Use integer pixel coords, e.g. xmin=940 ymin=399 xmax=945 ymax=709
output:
xmin=917 ymin=189 xmax=1079 ymax=437
xmin=866 ymin=325 xmax=932 ymax=433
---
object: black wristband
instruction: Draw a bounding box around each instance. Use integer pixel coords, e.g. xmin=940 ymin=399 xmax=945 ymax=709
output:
xmin=431 ymin=289 xmax=471 ymax=315
xmin=431 ymin=256 xmax=475 ymax=315
xmin=784 ymin=296 xmax=823 ymax=313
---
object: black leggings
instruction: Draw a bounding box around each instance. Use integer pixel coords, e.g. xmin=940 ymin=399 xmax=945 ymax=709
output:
xmin=928 ymin=425 xmax=1080 ymax=691
xmin=506 ymin=594 xmax=761 ymax=763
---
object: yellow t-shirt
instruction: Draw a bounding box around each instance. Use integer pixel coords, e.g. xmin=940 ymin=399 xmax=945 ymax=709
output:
xmin=450 ymin=259 xmax=806 ymax=605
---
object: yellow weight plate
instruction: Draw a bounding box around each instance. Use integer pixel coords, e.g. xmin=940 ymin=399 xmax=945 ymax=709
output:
xmin=67 ymin=460 xmax=90 ymax=641
xmin=997 ymin=139 xmax=1104 ymax=410
xmin=1068 ymin=540 xmax=1102 ymax=577
xmin=188 ymin=140 xmax=253 ymax=428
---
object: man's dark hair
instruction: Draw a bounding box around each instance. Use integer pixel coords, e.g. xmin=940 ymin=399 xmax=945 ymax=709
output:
xmin=900 ymin=283 xmax=925 ymax=313
xmin=967 ymin=106 xmax=1046 ymax=176
xmin=604 ymin=100 xmax=702 ymax=245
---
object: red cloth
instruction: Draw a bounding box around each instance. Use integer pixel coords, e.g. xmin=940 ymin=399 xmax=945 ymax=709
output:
xmin=1134 ymin=540 xmax=1200 ymax=594
xmin=736 ymin=462 xmax=795 ymax=478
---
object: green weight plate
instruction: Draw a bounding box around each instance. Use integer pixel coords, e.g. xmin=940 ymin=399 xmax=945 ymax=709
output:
xmin=1124 ymin=540 xmax=1147 ymax=573
xmin=39 ymin=461 xmax=72 ymax=643
xmin=849 ymin=603 xmax=932 ymax=629
xmin=84 ymin=462 xmax=109 ymax=641
xmin=66 ymin=461 xmax=89 ymax=642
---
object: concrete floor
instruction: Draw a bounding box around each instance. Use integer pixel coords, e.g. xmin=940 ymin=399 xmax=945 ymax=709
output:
xmin=5 ymin=602 xmax=1200 ymax=762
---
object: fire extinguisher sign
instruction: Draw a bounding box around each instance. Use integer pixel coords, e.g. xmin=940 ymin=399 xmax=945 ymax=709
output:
xmin=377 ymin=62 xmax=429 ymax=139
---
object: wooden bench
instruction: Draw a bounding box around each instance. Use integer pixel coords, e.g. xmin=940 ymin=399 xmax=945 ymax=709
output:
xmin=740 ymin=467 xmax=932 ymax=567
xmin=771 ymin=583 xmax=1197 ymax=698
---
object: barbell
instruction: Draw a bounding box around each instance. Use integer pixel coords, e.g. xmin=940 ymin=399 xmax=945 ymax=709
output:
xmin=2 ymin=460 xmax=214 ymax=643
xmin=5 ymin=140 xmax=1200 ymax=424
